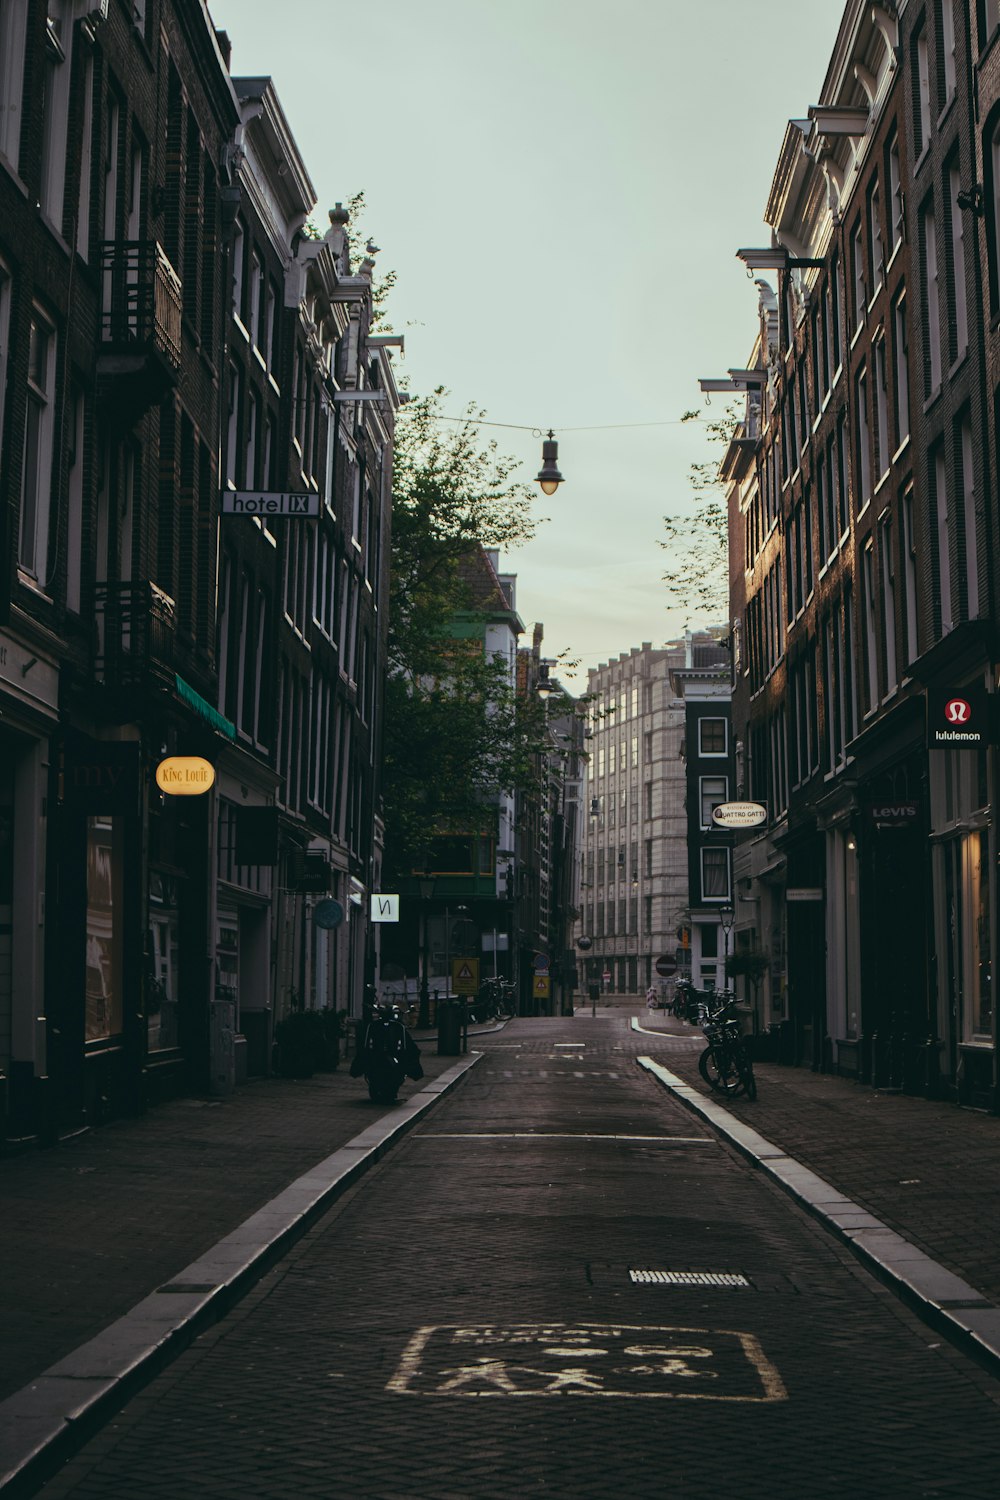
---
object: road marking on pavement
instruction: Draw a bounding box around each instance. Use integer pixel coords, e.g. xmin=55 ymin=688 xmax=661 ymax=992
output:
xmin=554 ymin=1042 xmax=586 ymax=1048
xmin=386 ymin=1323 xmax=787 ymax=1401
xmin=419 ymin=1132 xmax=715 ymax=1143
xmin=631 ymin=1015 xmax=702 ymax=1040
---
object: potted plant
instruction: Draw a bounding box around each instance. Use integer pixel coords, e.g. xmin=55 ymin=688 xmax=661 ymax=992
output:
xmin=273 ymin=1007 xmax=325 ymax=1078
xmin=725 ymin=948 xmax=770 ymax=1044
xmin=316 ymin=1008 xmax=347 ymax=1070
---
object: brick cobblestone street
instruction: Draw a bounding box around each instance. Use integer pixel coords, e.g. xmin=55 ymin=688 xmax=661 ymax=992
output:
xmin=21 ymin=1013 xmax=1000 ymax=1500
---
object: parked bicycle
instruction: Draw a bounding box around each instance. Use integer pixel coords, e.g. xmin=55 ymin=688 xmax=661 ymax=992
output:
xmin=467 ymin=976 xmax=516 ymax=1023
xmin=694 ymin=990 xmax=757 ymax=1101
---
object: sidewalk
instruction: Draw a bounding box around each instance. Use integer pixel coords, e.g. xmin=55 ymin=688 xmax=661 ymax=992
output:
xmin=0 ymin=1035 xmax=475 ymax=1406
xmin=631 ymin=1011 xmax=1000 ymax=1359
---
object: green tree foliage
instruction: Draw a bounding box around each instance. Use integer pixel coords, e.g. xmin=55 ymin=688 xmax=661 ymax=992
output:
xmin=659 ymin=404 xmax=742 ymax=620
xmin=389 ymin=388 xmax=538 ymax=677
xmin=382 ymin=392 xmax=562 ymax=880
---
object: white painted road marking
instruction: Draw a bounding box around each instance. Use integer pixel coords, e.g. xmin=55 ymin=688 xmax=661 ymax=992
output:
xmin=387 ymin=1323 xmax=787 ymax=1401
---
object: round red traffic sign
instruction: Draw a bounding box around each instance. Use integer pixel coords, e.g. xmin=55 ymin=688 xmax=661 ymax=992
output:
xmin=655 ymin=954 xmax=677 ymax=978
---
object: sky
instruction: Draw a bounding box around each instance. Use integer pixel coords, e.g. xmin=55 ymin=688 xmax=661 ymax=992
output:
xmin=214 ymin=0 xmax=846 ymax=692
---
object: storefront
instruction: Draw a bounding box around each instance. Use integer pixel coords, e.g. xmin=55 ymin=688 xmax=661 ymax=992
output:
xmin=0 ymin=627 xmax=59 ymax=1138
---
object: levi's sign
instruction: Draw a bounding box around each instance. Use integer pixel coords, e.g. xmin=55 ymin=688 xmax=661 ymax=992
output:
xmin=712 ymin=801 xmax=767 ymax=829
xmin=222 ymin=491 xmax=320 ymax=517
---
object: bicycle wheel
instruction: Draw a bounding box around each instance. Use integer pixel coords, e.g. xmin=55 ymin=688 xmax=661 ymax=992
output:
xmin=737 ymin=1051 xmax=757 ymax=1101
xmin=699 ymin=1044 xmax=745 ymax=1096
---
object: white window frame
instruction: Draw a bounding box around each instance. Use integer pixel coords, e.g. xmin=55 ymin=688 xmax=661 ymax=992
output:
xmin=0 ymin=0 xmax=28 ymax=172
xmin=893 ymin=291 xmax=910 ymax=449
xmin=700 ymin=847 xmax=731 ymax=903
xmin=922 ymin=203 xmax=942 ymax=394
xmin=19 ymin=308 xmax=57 ymax=587
xmin=699 ymin=775 xmax=728 ymax=829
xmin=941 ymin=0 xmax=957 ymax=103
xmin=948 ymin=163 xmax=968 ymax=360
xmin=698 ymin=717 xmax=728 ymax=758
xmin=933 ymin=444 xmax=953 ymax=634
xmin=960 ymin=416 xmax=978 ymax=619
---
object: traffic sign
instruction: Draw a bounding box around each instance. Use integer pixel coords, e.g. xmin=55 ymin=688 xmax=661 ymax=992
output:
xmin=452 ymin=958 xmax=479 ymax=995
xmin=313 ymin=899 xmax=345 ymax=929
xmin=655 ymin=954 xmax=677 ymax=978
xmin=602 ymin=968 xmax=611 ymax=981
xmin=533 ymin=975 xmax=550 ymax=998
xmin=533 ymin=952 xmax=550 ymax=972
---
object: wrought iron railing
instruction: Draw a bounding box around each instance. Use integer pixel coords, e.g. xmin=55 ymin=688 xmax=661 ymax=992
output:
xmin=98 ymin=241 xmax=182 ymax=368
xmin=94 ymin=581 xmax=178 ymax=687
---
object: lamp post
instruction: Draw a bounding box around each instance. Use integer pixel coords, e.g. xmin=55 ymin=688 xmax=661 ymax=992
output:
xmin=417 ymin=876 xmax=434 ymax=1028
xmin=719 ymin=902 xmax=735 ymax=987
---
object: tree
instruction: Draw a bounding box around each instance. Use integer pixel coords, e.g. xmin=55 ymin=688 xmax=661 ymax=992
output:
xmin=658 ymin=404 xmax=742 ymax=620
xmin=381 ymin=393 xmax=561 ymax=882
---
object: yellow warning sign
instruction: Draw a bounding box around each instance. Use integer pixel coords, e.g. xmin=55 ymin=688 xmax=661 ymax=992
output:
xmin=452 ymin=958 xmax=479 ymax=995
xmin=533 ymin=975 xmax=550 ymax=998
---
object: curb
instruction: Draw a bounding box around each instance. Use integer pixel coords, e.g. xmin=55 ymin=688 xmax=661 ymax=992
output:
xmin=0 ymin=1053 xmax=481 ymax=1499
xmin=637 ymin=1054 xmax=1000 ymax=1381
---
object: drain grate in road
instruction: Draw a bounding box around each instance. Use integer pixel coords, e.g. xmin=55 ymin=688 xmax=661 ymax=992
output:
xmin=629 ymin=1269 xmax=751 ymax=1288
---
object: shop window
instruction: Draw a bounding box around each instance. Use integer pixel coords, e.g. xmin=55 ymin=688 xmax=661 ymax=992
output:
xmin=85 ymin=815 xmax=124 ymax=1042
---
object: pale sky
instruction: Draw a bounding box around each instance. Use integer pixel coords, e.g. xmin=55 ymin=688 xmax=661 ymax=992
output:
xmin=214 ymin=0 xmax=846 ymax=691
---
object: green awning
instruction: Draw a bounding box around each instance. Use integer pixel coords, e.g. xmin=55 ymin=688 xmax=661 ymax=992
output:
xmin=174 ymin=674 xmax=236 ymax=740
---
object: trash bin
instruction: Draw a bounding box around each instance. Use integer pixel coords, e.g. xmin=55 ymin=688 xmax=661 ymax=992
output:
xmin=437 ymin=1000 xmax=463 ymax=1056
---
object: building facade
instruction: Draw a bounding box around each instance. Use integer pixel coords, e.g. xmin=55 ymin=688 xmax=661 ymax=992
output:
xmin=582 ymin=638 xmax=728 ymax=999
xmin=719 ymin=0 xmax=999 ymax=1107
xmin=0 ymin=2 xmax=399 ymax=1140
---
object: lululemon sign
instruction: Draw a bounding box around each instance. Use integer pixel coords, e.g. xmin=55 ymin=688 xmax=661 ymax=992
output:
xmin=928 ymin=683 xmax=991 ymax=749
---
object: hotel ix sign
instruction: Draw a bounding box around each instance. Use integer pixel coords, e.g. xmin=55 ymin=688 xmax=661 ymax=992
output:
xmin=221 ymin=491 xmax=320 ymax=517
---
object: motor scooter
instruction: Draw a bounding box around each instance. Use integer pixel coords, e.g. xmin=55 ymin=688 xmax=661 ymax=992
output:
xmin=350 ymin=1003 xmax=423 ymax=1103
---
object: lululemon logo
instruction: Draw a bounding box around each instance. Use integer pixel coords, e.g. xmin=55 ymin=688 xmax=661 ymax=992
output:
xmin=945 ymin=697 xmax=972 ymax=724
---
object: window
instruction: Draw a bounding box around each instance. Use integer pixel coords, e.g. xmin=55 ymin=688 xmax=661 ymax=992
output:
xmin=867 ymin=178 xmax=884 ymax=295
xmin=880 ymin=517 xmax=897 ymax=695
xmin=0 ymin=0 xmax=28 ymax=170
xmin=887 ymin=134 xmax=903 ymax=259
xmin=851 ymin=219 xmax=865 ymax=330
xmin=39 ymin=8 xmax=72 ymax=230
xmin=947 ymin=161 xmax=968 ymax=361
xmin=959 ymin=414 xmax=978 ymax=618
xmin=902 ymin=486 xmax=919 ymax=663
xmin=915 ymin=27 xmax=932 ymax=155
xmin=940 ymin=0 xmax=957 ymax=105
xmin=0 ymin=258 xmax=10 ymax=469
xmin=874 ymin=335 xmax=889 ymax=479
xmin=232 ymin=217 xmax=246 ymax=325
xmin=19 ymin=311 xmax=57 ymax=585
xmin=700 ymin=776 xmax=728 ymax=828
xmin=855 ymin=366 xmax=872 ymax=508
xmin=701 ymin=848 xmax=730 ymax=902
xmin=921 ymin=200 xmax=942 ymax=394
xmin=699 ymin=718 xmax=727 ymax=756
xmin=249 ymin=251 xmax=263 ymax=351
xmin=931 ymin=442 xmax=953 ymax=635
xmin=861 ymin=542 xmax=878 ymax=713
xmin=830 ymin=252 xmax=842 ymax=369
xmin=66 ymin=387 xmax=85 ymax=614
xmin=982 ymin=1 xmax=1000 ymax=50
xmin=224 ymin=362 xmax=241 ymax=489
xmin=893 ymin=291 xmax=910 ymax=448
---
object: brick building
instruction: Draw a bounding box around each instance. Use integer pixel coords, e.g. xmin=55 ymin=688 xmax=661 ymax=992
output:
xmin=0 ymin=2 xmax=401 ymax=1139
xmin=717 ymin=0 xmax=998 ymax=1107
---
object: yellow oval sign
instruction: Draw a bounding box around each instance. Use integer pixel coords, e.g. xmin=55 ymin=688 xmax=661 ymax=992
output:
xmin=155 ymin=756 xmax=216 ymax=796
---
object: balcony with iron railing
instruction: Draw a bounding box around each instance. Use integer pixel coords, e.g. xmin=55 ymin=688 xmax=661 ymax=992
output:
xmin=97 ymin=241 xmax=183 ymax=416
xmin=94 ymin=581 xmax=179 ymax=691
